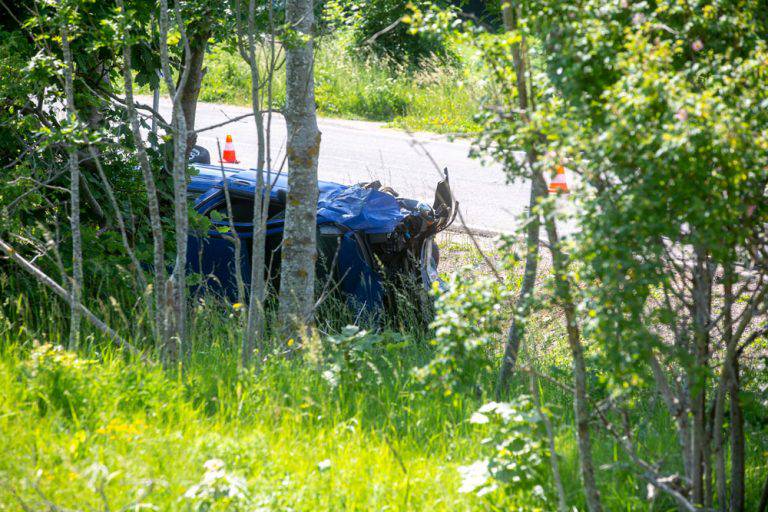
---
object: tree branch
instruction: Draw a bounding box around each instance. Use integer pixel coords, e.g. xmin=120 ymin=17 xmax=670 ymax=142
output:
xmin=0 ymin=237 xmax=139 ymax=356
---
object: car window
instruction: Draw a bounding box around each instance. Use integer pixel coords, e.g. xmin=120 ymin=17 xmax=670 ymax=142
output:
xmin=210 ymin=197 xmax=254 ymax=224
xmin=208 ymin=195 xmax=286 ymax=224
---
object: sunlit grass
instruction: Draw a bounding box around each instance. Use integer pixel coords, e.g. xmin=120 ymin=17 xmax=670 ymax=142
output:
xmin=1 ymin=259 xmax=766 ymax=510
xmin=191 ymin=33 xmax=485 ymax=135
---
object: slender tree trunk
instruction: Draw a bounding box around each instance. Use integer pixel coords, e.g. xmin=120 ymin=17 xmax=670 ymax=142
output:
xmin=691 ymin=247 xmax=713 ymax=506
xmin=713 ymin=265 xmax=734 ymax=511
xmin=729 ymin=358 xmax=745 ymax=511
xmin=60 ymin=9 xmax=83 ymax=350
xmin=497 ymin=175 xmax=543 ymax=397
xmin=529 ymin=372 xmax=568 ymax=512
xmin=159 ymin=0 xmax=193 ymax=360
xmin=537 ymin=173 xmax=603 ymax=512
xmin=75 ymin=61 xmax=109 ymax=224
xmin=217 ymin=141 xmax=245 ymax=307
xmin=499 ymin=11 xmax=599 ymax=508
xmin=118 ymin=0 xmax=167 ymax=347
xmin=496 ymin=0 xmax=542 ymax=398
xmin=241 ymin=0 xmax=269 ymax=366
xmin=235 ymin=0 xmax=267 ymax=172
xmin=77 ymin=170 xmax=105 ymax=221
xmin=501 ymin=4 xmax=528 ymax=107
xmin=179 ymin=29 xmax=210 ymax=157
xmin=168 ymin=78 xmax=189 ymax=360
xmin=152 ymin=86 xmax=160 ymax=141
xmin=278 ymin=0 xmax=321 ymax=340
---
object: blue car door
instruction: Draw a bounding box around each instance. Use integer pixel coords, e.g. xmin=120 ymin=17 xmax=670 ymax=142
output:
xmin=188 ymin=190 xmax=253 ymax=300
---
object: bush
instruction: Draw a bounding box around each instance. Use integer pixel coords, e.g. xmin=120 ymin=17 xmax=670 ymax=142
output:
xmin=458 ymin=399 xmax=551 ymax=506
xmin=330 ymin=0 xmax=455 ymax=68
xmin=414 ymin=268 xmax=509 ymax=396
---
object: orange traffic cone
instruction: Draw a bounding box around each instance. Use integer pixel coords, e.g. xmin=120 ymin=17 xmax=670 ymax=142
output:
xmin=548 ymin=165 xmax=569 ymax=194
xmin=221 ymin=135 xmax=240 ymax=164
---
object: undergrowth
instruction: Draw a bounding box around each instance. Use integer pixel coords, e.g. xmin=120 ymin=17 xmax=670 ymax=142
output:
xmin=0 ymin=261 xmax=766 ymax=510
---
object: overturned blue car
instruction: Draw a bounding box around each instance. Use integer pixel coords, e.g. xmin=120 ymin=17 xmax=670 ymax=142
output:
xmin=185 ymin=163 xmax=457 ymax=312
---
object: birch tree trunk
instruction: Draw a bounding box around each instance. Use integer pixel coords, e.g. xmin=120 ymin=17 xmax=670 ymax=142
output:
xmin=729 ymin=359 xmax=745 ymax=511
xmin=117 ymin=0 xmax=167 ymax=348
xmin=60 ymin=8 xmax=83 ymax=350
xmin=690 ymin=246 xmax=713 ymax=507
xmin=235 ymin=0 xmax=267 ymax=171
xmin=217 ymin=141 xmax=246 ymax=308
xmin=159 ymin=0 xmax=193 ymax=360
xmin=278 ymin=0 xmax=321 ymax=340
xmin=238 ymin=0 xmax=270 ymax=365
xmin=713 ymin=265 xmax=734 ymax=512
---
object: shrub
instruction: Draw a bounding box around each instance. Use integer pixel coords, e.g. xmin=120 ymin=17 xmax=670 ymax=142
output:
xmin=328 ymin=0 xmax=455 ymax=68
xmin=183 ymin=458 xmax=250 ymax=511
xmin=414 ymin=268 xmax=509 ymax=396
xmin=306 ymin=325 xmax=405 ymax=390
xmin=458 ymin=398 xmax=551 ymax=506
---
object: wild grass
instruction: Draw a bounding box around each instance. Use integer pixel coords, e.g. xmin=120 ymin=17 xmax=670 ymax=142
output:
xmin=1 ymin=244 xmax=766 ymax=510
xmin=194 ymin=33 xmax=485 ymax=135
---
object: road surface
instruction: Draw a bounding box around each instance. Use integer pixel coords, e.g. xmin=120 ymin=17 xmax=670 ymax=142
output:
xmin=150 ymin=97 xmax=534 ymax=234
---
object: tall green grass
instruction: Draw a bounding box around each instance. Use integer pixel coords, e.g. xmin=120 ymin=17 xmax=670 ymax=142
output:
xmin=1 ymin=271 xmax=766 ymax=510
xmin=197 ymin=33 xmax=485 ymax=134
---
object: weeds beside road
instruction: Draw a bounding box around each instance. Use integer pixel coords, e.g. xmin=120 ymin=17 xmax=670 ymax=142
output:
xmin=177 ymin=35 xmax=484 ymax=135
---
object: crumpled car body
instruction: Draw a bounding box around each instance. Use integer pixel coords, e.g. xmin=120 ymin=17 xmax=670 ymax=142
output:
xmin=186 ymin=163 xmax=457 ymax=311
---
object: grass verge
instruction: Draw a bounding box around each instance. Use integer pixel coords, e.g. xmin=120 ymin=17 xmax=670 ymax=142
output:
xmin=187 ymin=33 xmax=484 ymax=135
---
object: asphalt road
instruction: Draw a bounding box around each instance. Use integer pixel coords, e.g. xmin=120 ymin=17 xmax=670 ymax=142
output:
xmin=150 ymin=97 xmax=533 ymax=234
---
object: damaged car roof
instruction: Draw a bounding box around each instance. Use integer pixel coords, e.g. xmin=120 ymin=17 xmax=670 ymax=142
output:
xmin=190 ymin=164 xmax=417 ymax=234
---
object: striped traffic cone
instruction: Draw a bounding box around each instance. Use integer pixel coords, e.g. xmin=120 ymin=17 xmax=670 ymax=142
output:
xmin=221 ymin=135 xmax=240 ymax=164
xmin=548 ymin=165 xmax=569 ymax=194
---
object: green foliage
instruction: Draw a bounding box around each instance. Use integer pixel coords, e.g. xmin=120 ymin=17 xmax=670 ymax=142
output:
xmin=198 ymin=47 xmax=266 ymax=105
xmin=406 ymin=4 xmax=550 ymax=176
xmin=414 ymin=268 xmax=509 ymax=395
xmin=195 ymin=7 xmax=482 ymax=132
xmin=537 ymin=0 xmax=768 ymax=382
xmin=306 ymin=325 xmax=399 ymax=389
xmin=0 ymin=29 xmax=42 ymax=235
xmin=325 ymin=0 xmax=456 ymax=68
xmin=22 ymin=344 xmax=96 ymax=421
xmin=4 ymin=0 xmax=768 ymax=509
xmin=0 ymin=338 xmax=485 ymax=510
xmin=459 ymin=398 xmax=551 ymax=506
xmin=314 ymin=33 xmax=480 ymax=130
xmin=0 ymin=0 xmax=180 ymax=302
xmin=411 ymin=3 xmax=768 ymax=508
xmin=182 ymin=459 xmax=251 ymax=511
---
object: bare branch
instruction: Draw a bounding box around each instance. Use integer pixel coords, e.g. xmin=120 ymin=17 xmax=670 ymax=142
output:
xmin=193 ymin=110 xmax=281 ymax=135
xmin=0 ymin=237 xmax=139 ymax=356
